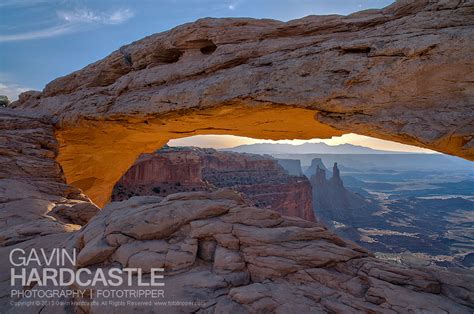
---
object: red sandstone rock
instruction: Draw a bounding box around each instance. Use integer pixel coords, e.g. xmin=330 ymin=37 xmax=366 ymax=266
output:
xmin=10 ymin=1 xmax=474 ymax=162
xmin=112 ymin=146 xmax=316 ymax=221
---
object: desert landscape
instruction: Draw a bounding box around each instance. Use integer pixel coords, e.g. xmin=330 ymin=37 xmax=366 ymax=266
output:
xmin=0 ymin=0 xmax=473 ymax=313
xmin=222 ymin=142 xmax=474 ymax=269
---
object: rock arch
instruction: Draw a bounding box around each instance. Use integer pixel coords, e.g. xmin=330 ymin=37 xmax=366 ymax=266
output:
xmin=1 ymin=2 xmax=474 ymax=312
xmin=55 ymin=105 xmax=343 ymax=206
xmin=11 ymin=0 xmax=474 ymax=207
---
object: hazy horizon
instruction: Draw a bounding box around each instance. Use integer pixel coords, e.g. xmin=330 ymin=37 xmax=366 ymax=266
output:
xmin=168 ymin=134 xmax=438 ymax=154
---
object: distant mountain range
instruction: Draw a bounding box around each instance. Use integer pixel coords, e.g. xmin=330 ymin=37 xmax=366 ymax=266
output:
xmin=221 ymin=142 xmax=474 ymax=172
xmin=222 ymin=142 xmax=412 ymax=155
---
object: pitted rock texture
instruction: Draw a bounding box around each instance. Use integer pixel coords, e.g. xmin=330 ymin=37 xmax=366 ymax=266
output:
xmin=7 ymin=0 xmax=474 ymax=206
xmin=3 ymin=190 xmax=471 ymax=313
xmin=112 ymin=146 xmax=315 ymax=221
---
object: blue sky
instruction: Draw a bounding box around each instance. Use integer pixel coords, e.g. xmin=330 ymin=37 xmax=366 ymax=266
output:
xmin=0 ymin=0 xmax=394 ymax=99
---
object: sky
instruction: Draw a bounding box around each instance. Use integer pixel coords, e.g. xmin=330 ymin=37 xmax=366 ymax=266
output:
xmin=0 ymin=0 xmax=435 ymax=154
xmin=168 ymin=134 xmax=436 ymax=153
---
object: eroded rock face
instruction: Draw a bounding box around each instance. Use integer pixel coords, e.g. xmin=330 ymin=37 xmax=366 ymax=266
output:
xmin=7 ymin=0 xmax=474 ymax=206
xmin=3 ymin=190 xmax=471 ymax=313
xmin=0 ymin=111 xmax=98 ymax=246
xmin=310 ymin=162 xmax=369 ymax=224
xmin=112 ymin=146 xmax=315 ymax=221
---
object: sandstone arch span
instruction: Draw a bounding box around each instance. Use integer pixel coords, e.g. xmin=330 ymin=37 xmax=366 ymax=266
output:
xmin=11 ymin=0 xmax=474 ymax=207
xmin=55 ymin=105 xmax=343 ymax=207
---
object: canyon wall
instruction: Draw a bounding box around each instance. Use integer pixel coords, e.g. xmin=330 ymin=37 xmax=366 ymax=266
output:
xmin=304 ymin=157 xmax=330 ymax=178
xmin=0 ymin=111 xmax=99 ymax=247
xmin=113 ymin=146 xmax=315 ymax=221
xmin=0 ymin=116 xmax=471 ymax=312
xmin=277 ymin=158 xmax=303 ymax=176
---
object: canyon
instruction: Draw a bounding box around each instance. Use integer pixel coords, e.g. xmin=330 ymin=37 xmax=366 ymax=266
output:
xmin=0 ymin=0 xmax=473 ymax=312
xmin=112 ymin=146 xmax=315 ymax=222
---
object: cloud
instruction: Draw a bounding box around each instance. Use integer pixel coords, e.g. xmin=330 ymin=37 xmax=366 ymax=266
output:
xmin=0 ymin=24 xmax=77 ymax=42
xmin=227 ymin=0 xmax=240 ymax=10
xmin=0 ymin=8 xmax=134 ymax=42
xmin=0 ymin=0 xmax=57 ymax=8
xmin=57 ymin=8 xmax=134 ymax=25
xmin=0 ymin=82 xmax=32 ymax=101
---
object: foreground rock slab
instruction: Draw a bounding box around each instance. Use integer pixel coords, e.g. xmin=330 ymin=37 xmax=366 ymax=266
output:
xmin=2 ymin=190 xmax=471 ymax=313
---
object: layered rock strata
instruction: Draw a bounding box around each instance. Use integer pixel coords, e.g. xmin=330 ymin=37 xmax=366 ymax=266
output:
xmin=0 ymin=111 xmax=99 ymax=247
xmin=112 ymin=146 xmax=315 ymax=221
xmin=0 ymin=112 xmax=472 ymax=312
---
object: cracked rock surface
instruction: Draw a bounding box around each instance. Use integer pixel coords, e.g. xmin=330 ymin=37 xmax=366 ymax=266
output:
xmin=0 ymin=111 xmax=98 ymax=247
xmin=2 ymin=190 xmax=472 ymax=313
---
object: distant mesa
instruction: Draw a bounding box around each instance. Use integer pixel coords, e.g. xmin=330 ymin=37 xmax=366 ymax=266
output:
xmin=112 ymin=146 xmax=316 ymax=222
xmin=1 ymin=1 xmax=473 ymax=312
xmin=225 ymin=143 xmax=474 ymax=172
xmin=276 ymin=158 xmax=303 ymax=176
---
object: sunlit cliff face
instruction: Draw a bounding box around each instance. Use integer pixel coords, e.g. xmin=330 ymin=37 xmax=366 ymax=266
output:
xmin=56 ymin=105 xmax=344 ymax=207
